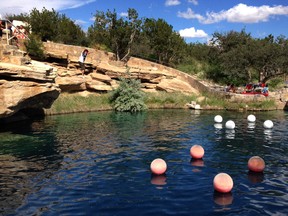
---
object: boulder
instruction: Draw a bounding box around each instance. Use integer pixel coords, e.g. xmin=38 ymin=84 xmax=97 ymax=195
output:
xmin=0 ymin=80 xmax=60 ymax=118
xmin=86 ymin=80 xmax=113 ymax=91
xmin=90 ymin=72 xmax=112 ymax=83
xmin=0 ymin=61 xmax=57 ymax=82
xmin=156 ymin=78 xmax=199 ymax=94
xmin=55 ymin=76 xmax=86 ymax=92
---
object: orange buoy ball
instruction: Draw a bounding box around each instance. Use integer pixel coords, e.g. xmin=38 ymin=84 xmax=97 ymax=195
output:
xmin=150 ymin=158 xmax=167 ymax=175
xmin=248 ymin=156 xmax=265 ymax=172
xmin=213 ymin=173 xmax=234 ymax=193
xmin=190 ymin=145 xmax=205 ymax=159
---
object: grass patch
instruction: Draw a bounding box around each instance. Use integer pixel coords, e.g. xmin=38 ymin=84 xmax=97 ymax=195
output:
xmin=144 ymin=92 xmax=198 ymax=108
xmin=247 ymin=100 xmax=276 ymax=110
xmin=45 ymin=92 xmax=112 ymax=115
xmin=45 ymin=91 xmax=278 ymax=115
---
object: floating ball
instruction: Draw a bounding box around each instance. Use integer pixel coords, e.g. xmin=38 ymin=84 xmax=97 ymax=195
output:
xmin=248 ymin=156 xmax=265 ymax=172
xmin=225 ymin=120 xmax=235 ymax=129
xmin=190 ymin=145 xmax=205 ymax=159
xmin=150 ymin=158 xmax=167 ymax=175
xmin=263 ymin=120 xmax=273 ymax=129
xmin=213 ymin=173 xmax=234 ymax=193
xmin=214 ymin=115 xmax=223 ymax=123
xmin=247 ymin=114 xmax=256 ymax=122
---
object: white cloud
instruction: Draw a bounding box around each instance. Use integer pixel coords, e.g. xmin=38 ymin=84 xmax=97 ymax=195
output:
xmin=188 ymin=0 xmax=198 ymax=6
xmin=165 ymin=0 xmax=181 ymax=7
xmin=120 ymin=12 xmax=128 ymax=17
xmin=179 ymin=27 xmax=208 ymax=38
xmin=0 ymin=0 xmax=96 ymax=17
xmin=75 ymin=19 xmax=87 ymax=26
xmin=178 ymin=3 xmax=288 ymax=24
xmin=178 ymin=8 xmax=205 ymax=21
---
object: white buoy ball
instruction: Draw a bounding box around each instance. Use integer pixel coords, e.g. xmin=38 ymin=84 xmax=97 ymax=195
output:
xmin=247 ymin=114 xmax=256 ymax=123
xmin=225 ymin=120 xmax=235 ymax=129
xmin=263 ymin=120 xmax=273 ymax=129
xmin=214 ymin=115 xmax=223 ymax=123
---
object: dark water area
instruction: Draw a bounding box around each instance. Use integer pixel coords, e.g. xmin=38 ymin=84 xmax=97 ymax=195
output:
xmin=0 ymin=109 xmax=287 ymax=215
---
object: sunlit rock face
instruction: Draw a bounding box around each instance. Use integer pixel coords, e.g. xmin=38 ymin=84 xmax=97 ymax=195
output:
xmin=0 ymin=42 xmax=60 ymax=121
xmin=0 ymin=79 xmax=60 ymax=118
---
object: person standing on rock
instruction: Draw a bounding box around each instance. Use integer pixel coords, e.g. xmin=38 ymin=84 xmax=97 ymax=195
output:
xmin=78 ymin=49 xmax=89 ymax=77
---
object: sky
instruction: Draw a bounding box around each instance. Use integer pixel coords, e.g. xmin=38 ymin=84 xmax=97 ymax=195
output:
xmin=0 ymin=0 xmax=288 ymax=43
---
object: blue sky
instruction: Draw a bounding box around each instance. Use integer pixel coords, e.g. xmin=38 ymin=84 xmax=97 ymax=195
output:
xmin=1 ymin=0 xmax=287 ymax=43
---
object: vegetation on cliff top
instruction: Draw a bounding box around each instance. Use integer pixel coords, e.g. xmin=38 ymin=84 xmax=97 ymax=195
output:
xmin=7 ymin=7 xmax=288 ymax=88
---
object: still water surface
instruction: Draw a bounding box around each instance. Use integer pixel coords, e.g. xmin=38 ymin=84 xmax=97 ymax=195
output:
xmin=0 ymin=110 xmax=287 ymax=215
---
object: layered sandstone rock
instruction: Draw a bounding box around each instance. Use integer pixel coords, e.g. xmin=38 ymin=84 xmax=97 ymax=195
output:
xmin=43 ymin=42 xmax=203 ymax=94
xmin=0 ymin=80 xmax=60 ymax=118
xmin=0 ymin=42 xmax=61 ymax=120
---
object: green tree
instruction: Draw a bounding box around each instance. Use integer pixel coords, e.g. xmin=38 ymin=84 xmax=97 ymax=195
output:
xmin=8 ymin=8 xmax=87 ymax=46
xmin=88 ymin=8 xmax=142 ymax=61
xmin=24 ymin=34 xmax=46 ymax=60
xmin=109 ymin=72 xmax=147 ymax=112
xmin=55 ymin=14 xmax=88 ymax=46
xmin=208 ymin=29 xmax=254 ymax=85
xmin=142 ymin=18 xmax=186 ymax=65
xmin=29 ymin=7 xmax=59 ymax=42
xmin=253 ymin=35 xmax=288 ymax=82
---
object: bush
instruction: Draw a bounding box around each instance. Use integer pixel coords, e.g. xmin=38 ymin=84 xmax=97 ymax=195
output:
xmin=268 ymin=77 xmax=283 ymax=89
xmin=109 ymin=74 xmax=147 ymax=112
xmin=24 ymin=34 xmax=46 ymax=60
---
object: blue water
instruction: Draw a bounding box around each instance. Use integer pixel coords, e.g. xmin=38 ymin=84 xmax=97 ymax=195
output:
xmin=0 ymin=110 xmax=287 ymax=215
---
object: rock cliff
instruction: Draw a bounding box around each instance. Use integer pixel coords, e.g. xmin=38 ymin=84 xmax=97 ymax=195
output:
xmin=43 ymin=42 xmax=201 ymax=94
xmin=0 ymin=41 xmax=60 ymax=122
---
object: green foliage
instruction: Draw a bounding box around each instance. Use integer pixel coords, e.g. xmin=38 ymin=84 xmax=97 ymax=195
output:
xmin=109 ymin=74 xmax=147 ymax=112
xmin=55 ymin=14 xmax=88 ymax=46
xmin=206 ymin=30 xmax=288 ymax=85
xmin=268 ymin=77 xmax=283 ymax=89
xmin=9 ymin=7 xmax=87 ymax=46
xmin=88 ymin=8 xmax=142 ymax=61
xmin=24 ymin=34 xmax=46 ymax=60
xmin=28 ymin=8 xmax=59 ymax=42
xmin=142 ymin=18 xmax=186 ymax=66
xmin=208 ymin=29 xmax=254 ymax=85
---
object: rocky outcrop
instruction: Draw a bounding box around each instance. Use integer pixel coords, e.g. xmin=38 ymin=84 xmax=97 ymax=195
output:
xmin=0 ymin=42 xmax=60 ymax=121
xmin=0 ymin=80 xmax=60 ymax=118
xmin=43 ymin=42 xmax=202 ymax=95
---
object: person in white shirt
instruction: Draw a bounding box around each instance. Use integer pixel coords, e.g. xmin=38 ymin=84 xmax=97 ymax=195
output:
xmin=78 ymin=49 xmax=89 ymax=76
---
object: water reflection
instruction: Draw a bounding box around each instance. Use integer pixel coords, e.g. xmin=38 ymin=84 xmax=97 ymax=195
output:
xmin=247 ymin=122 xmax=256 ymax=130
xmin=190 ymin=158 xmax=205 ymax=167
xmin=225 ymin=129 xmax=235 ymax=139
xmin=214 ymin=123 xmax=223 ymax=129
xmin=213 ymin=191 xmax=233 ymax=207
xmin=247 ymin=171 xmax=264 ymax=184
xmin=150 ymin=174 xmax=167 ymax=188
xmin=264 ymin=129 xmax=273 ymax=141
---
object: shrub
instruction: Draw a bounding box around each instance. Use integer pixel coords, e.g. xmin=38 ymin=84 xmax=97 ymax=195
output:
xmin=109 ymin=74 xmax=147 ymax=112
xmin=24 ymin=34 xmax=46 ymax=60
xmin=268 ymin=77 xmax=283 ymax=89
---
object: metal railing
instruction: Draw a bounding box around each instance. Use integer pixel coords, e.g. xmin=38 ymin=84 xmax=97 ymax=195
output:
xmin=1 ymin=19 xmax=30 ymax=45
